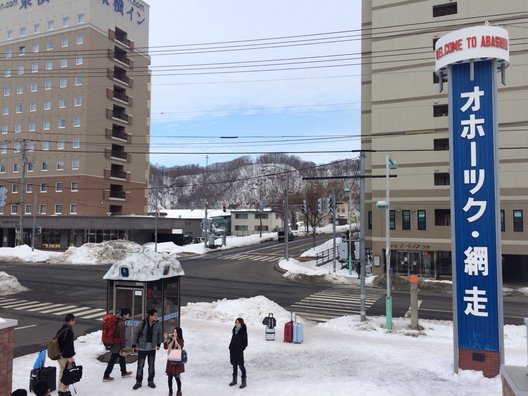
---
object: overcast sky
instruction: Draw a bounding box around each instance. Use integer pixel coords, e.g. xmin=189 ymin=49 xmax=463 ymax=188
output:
xmin=147 ymin=0 xmax=361 ymax=168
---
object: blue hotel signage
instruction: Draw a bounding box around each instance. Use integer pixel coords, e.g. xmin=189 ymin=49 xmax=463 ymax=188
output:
xmin=2 ymin=0 xmax=146 ymax=27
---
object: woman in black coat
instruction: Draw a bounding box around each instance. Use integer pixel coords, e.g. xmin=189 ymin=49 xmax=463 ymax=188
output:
xmin=228 ymin=317 xmax=248 ymax=389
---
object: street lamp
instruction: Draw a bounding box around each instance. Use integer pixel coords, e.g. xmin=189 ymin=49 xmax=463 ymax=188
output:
xmin=376 ymin=155 xmax=397 ymax=330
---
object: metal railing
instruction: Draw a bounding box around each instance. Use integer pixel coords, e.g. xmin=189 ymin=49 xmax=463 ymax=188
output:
xmin=315 ymin=248 xmax=335 ymax=267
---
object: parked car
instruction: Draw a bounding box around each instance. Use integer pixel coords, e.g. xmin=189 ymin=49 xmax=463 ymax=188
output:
xmin=277 ymin=231 xmax=294 ymax=242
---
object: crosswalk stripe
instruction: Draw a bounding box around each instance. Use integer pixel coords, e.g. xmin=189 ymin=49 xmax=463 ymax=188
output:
xmin=25 ymin=303 xmax=56 ymax=312
xmin=76 ymin=308 xmax=106 ymax=317
xmin=81 ymin=310 xmax=107 ymax=319
xmin=223 ymin=254 xmax=278 ymax=262
xmin=0 ymin=298 xmax=18 ymax=303
xmin=289 ymin=287 xmax=385 ymax=322
xmin=13 ymin=302 xmax=53 ymax=310
xmin=0 ymin=300 xmax=31 ymax=309
xmin=39 ymin=305 xmax=78 ymax=314
xmin=51 ymin=306 xmax=94 ymax=316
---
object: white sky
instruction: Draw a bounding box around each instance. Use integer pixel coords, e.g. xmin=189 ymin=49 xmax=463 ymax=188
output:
xmin=147 ymin=0 xmax=361 ymax=167
xmin=3 ymin=229 xmax=528 ymax=394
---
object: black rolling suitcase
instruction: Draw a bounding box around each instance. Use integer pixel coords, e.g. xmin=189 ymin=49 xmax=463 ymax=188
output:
xmin=30 ymin=366 xmax=57 ymax=392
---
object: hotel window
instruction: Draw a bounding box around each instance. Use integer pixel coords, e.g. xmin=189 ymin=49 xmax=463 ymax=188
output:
xmin=41 ymin=161 xmax=48 ymax=171
xmin=77 ymin=13 xmax=85 ymax=24
xmin=57 ymin=140 xmax=65 ymax=150
xmin=60 ymin=59 xmax=68 ymax=68
xmin=70 ymin=204 xmax=78 ymax=214
xmin=74 ymin=76 xmax=82 ymax=86
xmin=417 ymin=210 xmax=427 ymax=230
xmin=46 ymin=40 xmax=53 ymax=50
xmin=44 ymin=100 xmax=51 ymax=110
xmin=13 ymin=163 xmax=20 ymax=173
xmin=57 ymin=160 xmax=64 ymax=171
xmin=433 ymin=104 xmax=449 ymax=117
xmin=75 ymin=54 xmax=83 ymax=65
xmin=17 ymin=65 xmax=24 ymax=75
xmin=0 ymin=164 xmax=4 ymax=173
xmin=30 ymin=82 xmax=37 ymax=92
xmin=61 ymin=37 xmax=69 ymax=47
xmin=58 ymin=119 xmax=66 ymax=129
xmin=60 ymin=78 xmax=68 ymax=88
xmin=40 ymin=183 xmax=48 ymax=193
xmin=30 ymin=102 xmax=37 ymax=112
xmin=402 ymin=210 xmax=411 ymax=230
xmin=12 ymin=184 xmax=18 ymax=193
xmin=27 ymin=162 xmax=34 ymax=172
xmin=20 ymin=27 xmax=27 ymax=36
xmin=59 ymin=98 xmax=66 ymax=108
xmin=32 ymin=62 xmax=38 ymax=73
xmin=0 ymin=144 xmax=7 ymax=154
xmin=76 ymin=34 xmax=84 ymax=45
xmin=72 ymin=159 xmax=79 ymax=170
xmin=43 ymin=119 xmax=50 ymax=130
xmin=19 ymin=46 xmax=26 ymax=56
xmin=16 ymin=84 xmax=23 ymax=94
xmin=14 ymin=123 xmax=21 ymax=133
xmin=1 ymin=125 xmax=7 ymax=134
xmin=34 ymin=23 xmax=40 ymax=34
xmin=389 ymin=210 xmax=395 ymax=230
xmin=72 ymin=137 xmax=81 ymax=148
xmin=62 ymin=16 xmax=69 ymax=27
xmin=7 ymin=30 xmax=13 ymax=40
xmin=5 ymin=68 xmax=12 ymax=77
xmin=74 ymin=96 xmax=82 ymax=106
xmin=42 ymin=141 xmax=49 ymax=150
xmin=25 ymin=204 xmax=32 ymax=214
xmin=434 ymin=172 xmax=450 ymax=186
xmin=433 ymin=2 xmax=457 ymax=17
xmin=39 ymin=204 xmax=47 ymax=214
xmin=71 ymin=181 xmax=79 ymax=192
xmin=56 ymin=182 xmax=63 ymax=192
xmin=47 ymin=20 xmax=54 ymax=31
xmin=44 ymin=80 xmax=52 ymax=90
xmin=435 ymin=209 xmax=451 ymax=226
xmin=27 ymin=141 xmax=35 ymax=151
xmin=11 ymin=205 xmax=18 ymax=215
xmin=14 ymin=142 xmax=21 ymax=153
xmin=5 ymin=48 xmax=12 ymax=59
xmin=3 ymin=87 xmax=10 ymax=96
xmin=2 ymin=105 xmax=8 ymax=115
xmin=32 ymin=42 xmax=39 ymax=52
xmin=73 ymin=116 xmax=81 ymax=127
xmin=513 ymin=210 xmax=524 ymax=232
xmin=29 ymin=121 xmax=36 ymax=132
xmin=55 ymin=205 xmax=62 ymax=215
xmin=15 ymin=104 xmax=22 ymax=113
xmin=45 ymin=60 xmax=53 ymax=70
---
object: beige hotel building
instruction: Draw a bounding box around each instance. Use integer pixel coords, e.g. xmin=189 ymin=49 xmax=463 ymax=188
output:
xmin=362 ymin=1 xmax=528 ymax=281
xmin=0 ymin=0 xmax=151 ymax=243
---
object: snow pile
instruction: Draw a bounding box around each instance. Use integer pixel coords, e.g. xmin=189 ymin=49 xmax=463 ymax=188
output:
xmin=299 ymin=237 xmax=341 ymax=258
xmin=279 ymin=258 xmax=356 ymax=285
xmin=49 ymin=240 xmax=143 ymax=265
xmin=0 ymin=271 xmax=28 ymax=295
xmin=0 ymin=245 xmax=61 ymax=263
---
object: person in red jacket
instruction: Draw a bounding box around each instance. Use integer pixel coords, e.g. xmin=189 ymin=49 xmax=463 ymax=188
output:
xmin=57 ymin=313 xmax=76 ymax=396
xmin=103 ymin=308 xmax=133 ymax=381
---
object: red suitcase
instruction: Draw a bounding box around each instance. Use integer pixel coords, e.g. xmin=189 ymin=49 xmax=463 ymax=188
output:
xmin=283 ymin=313 xmax=294 ymax=342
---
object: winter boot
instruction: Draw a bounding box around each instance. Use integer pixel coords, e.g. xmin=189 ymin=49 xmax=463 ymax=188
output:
xmin=229 ymin=375 xmax=237 ymax=386
xmin=239 ymin=377 xmax=247 ymax=389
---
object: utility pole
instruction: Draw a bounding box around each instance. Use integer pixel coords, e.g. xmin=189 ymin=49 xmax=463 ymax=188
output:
xmin=18 ymin=140 xmax=27 ymax=246
xmin=284 ymin=173 xmax=289 ymax=261
xmin=31 ymin=191 xmax=37 ymax=251
xmin=154 ymin=187 xmax=158 ymax=253
xmin=359 ymin=151 xmax=367 ymax=321
xmin=332 ymin=190 xmax=337 ymax=273
xmin=204 ymin=155 xmax=209 ymax=248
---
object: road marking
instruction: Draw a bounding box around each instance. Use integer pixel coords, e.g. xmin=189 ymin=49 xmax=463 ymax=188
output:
xmin=13 ymin=302 xmax=55 ymax=310
xmin=290 ymin=286 xmax=385 ymax=322
xmin=404 ymin=300 xmax=423 ymax=318
xmin=0 ymin=297 xmax=106 ymax=320
xmin=15 ymin=324 xmax=37 ymax=330
xmin=39 ymin=305 xmax=79 ymax=314
xmin=0 ymin=300 xmax=31 ymax=309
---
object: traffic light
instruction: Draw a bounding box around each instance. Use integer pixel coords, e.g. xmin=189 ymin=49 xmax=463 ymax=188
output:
xmin=302 ymin=199 xmax=307 ymax=213
xmin=0 ymin=186 xmax=7 ymax=208
xmin=327 ymin=197 xmax=333 ymax=213
xmin=317 ymin=198 xmax=322 ymax=213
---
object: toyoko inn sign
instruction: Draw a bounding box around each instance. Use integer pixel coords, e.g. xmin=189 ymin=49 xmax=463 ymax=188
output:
xmin=435 ymin=25 xmax=508 ymax=378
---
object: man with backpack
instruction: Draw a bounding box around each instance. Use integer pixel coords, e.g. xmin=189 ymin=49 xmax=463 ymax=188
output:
xmin=103 ymin=307 xmax=133 ymax=382
xmin=132 ymin=308 xmax=163 ymax=390
xmin=57 ymin=313 xmax=76 ymax=396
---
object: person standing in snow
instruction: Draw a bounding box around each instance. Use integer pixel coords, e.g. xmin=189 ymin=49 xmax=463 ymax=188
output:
xmin=103 ymin=307 xmax=133 ymax=381
xmin=56 ymin=313 xmax=76 ymax=396
xmin=132 ymin=308 xmax=163 ymax=390
xmin=163 ymin=327 xmax=185 ymax=396
xmin=228 ymin=317 xmax=248 ymax=389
